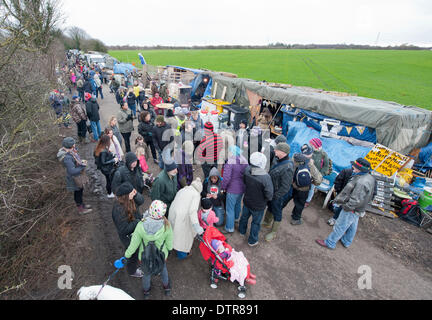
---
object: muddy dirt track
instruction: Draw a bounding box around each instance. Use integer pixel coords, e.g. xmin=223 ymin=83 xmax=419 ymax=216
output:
xmin=57 ymin=85 xmax=432 ymax=301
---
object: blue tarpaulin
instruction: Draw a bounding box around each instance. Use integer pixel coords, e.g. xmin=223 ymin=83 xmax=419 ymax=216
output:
xmin=113 ymin=63 xmax=137 ymax=76
xmin=284 ymin=121 xmax=372 ymax=173
xmin=280 ymin=105 xmax=377 ymax=143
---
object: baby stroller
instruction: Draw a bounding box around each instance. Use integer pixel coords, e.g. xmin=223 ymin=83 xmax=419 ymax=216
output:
xmin=197 ymin=226 xmax=255 ymax=299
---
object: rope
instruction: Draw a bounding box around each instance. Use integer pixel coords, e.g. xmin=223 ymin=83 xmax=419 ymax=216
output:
xmin=94 ymin=267 xmax=121 ymax=300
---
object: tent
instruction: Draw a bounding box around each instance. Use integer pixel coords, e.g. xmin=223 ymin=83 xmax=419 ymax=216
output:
xmin=201 ymin=72 xmax=431 ymax=155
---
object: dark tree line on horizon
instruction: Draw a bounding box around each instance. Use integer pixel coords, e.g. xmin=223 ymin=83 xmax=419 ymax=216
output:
xmin=107 ymin=43 xmax=432 ymax=51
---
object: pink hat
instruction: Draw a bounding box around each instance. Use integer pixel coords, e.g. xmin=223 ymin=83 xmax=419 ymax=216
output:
xmin=309 ymin=138 xmax=322 ymax=149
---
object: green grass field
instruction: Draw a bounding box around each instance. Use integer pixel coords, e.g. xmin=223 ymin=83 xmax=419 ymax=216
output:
xmin=109 ymin=49 xmax=432 ymax=110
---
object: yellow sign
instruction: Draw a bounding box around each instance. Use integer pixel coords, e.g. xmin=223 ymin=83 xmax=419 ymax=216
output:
xmin=365 ymin=144 xmax=410 ymax=177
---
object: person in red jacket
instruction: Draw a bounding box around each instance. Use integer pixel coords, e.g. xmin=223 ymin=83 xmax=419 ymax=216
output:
xmin=151 ymin=92 xmax=164 ymax=115
xmin=196 ymin=122 xmax=223 ymax=179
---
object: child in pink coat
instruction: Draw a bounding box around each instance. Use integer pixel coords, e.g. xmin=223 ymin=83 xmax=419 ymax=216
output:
xmin=198 ymin=198 xmax=219 ymax=229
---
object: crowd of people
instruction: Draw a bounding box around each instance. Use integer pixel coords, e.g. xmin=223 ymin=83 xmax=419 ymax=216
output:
xmin=56 ymin=51 xmax=376 ymax=299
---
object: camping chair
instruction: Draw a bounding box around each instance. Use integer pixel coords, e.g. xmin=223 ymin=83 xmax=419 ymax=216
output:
xmin=419 ymin=205 xmax=432 ymax=228
xmin=315 ymin=171 xmax=339 ymax=209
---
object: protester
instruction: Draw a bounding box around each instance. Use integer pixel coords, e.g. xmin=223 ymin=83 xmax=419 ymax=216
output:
xmin=238 ymin=152 xmax=273 ymax=247
xmin=69 ymin=95 xmax=88 ymax=144
xmin=168 ymin=178 xmax=204 ymax=259
xmin=122 ymin=200 xmax=173 ymax=298
xmin=76 ymin=76 xmax=85 ymax=102
xmin=117 ymin=102 xmax=134 ymax=153
xmin=201 ymin=167 xmax=225 ymax=229
xmin=305 ymin=138 xmax=330 ymax=208
xmin=85 ymin=94 xmax=102 ymax=142
xmin=94 ymin=135 xmax=118 ymax=198
xmin=236 ymin=119 xmax=250 ymax=156
xmin=263 ymin=142 xmax=294 ymax=241
xmin=112 ymin=152 xmax=145 ymax=195
xmin=316 ymin=158 xmax=375 ymax=250
xmin=151 ymin=92 xmax=164 ymax=115
xmin=140 ymin=100 xmax=156 ymax=123
xmin=127 ymin=88 xmax=137 ymax=118
xmin=104 ymin=127 xmax=124 ymax=163
xmin=57 ymin=137 xmax=92 ymax=215
xmin=116 ymin=87 xmax=126 ymax=107
xmin=112 ymin=182 xmax=145 ymax=277
xmin=327 ymin=166 xmax=354 ymax=226
xmin=108 ymin=116 xmax=123 ymax=147
xmin=137 ymin=87 xmax=146 ymax=112
xmin=135 ymin=144 xmax=149 ymax=174
xmin=138 ymin=111 xmax=158 ymax=164
xmin=165 ymin=108 xmax=178 ymax=130
xmin=196 ymin=121 xmax=223 ymax=178
xmin=284 ymin=147 xmax=322 ymax=226
xmin=150 ymin=161 xmax=178 ymax=214
xmin=94 ymin=71 xmax=104 ymax=99
xmin=152 ymin=115 xmax=174 ymax=169
xmin=221 ymin=145 xmax=248 ymax=233
xmin=174 ymin=140 xmax=194 ymax=190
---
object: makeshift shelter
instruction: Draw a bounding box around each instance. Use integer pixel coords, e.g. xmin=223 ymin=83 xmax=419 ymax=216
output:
xmin=200 ymin=72 xmax=431 ymax=155
xmin=113 ymin=63 xmax=137 ymax=76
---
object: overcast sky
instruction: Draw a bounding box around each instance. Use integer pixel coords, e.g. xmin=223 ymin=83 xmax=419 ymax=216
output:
xmin=60 ymin=0 xmax=432 ymax=47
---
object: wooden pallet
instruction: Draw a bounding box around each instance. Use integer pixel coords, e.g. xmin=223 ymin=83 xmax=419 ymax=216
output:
xmin=366 ymin=205 xmax=398 ymax=219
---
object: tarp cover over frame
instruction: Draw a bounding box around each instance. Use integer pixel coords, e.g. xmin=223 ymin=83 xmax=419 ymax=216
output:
xmin=207 ymin=72 xmax=432 ymax=154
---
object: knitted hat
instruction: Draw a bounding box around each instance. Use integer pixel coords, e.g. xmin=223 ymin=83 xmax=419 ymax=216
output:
xmin=149 ymin=200 xmax=167 ymax=220
xmin=351 ymin=158 xmax=371 ymax=173
xmin=250 ymin=152 xmax=267 ymax=170
xmin=293 ymin=153 xmax=308 ymax=164
xmin=125 ymin=152 xmax=138 ymax=168
xmin=155 ymin=115 xmax=165 ymax=123
xmin=165 ymin=161 xmax=178 ymax=172
xmin=204 ymin=121 xmax=214 ymax=132
xmin=84 ymin=92 xmax=92 ymax=101
xmin=62 ymin=137 xmax=75 ymax=149
xmin=274 ymin=135 xmax=287 ymax=144
xmin=72 ymin=95 xmax=79 ymax=100
xmin=201 ymin=198 xmax=212 ymax=210
xmin=301 ymin=144 xmax=313 ymax=157
xmin=116 ymin=182 xmax=134 ymax=196
xmin=309 ymin=138 xmax=323 ymax=150
xmin=275 ymin=143 xmax=290 ymax=155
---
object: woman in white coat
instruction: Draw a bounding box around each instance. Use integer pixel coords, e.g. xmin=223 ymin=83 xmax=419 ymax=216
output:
xmin=168 ymin=177 xmax=204 ymax=259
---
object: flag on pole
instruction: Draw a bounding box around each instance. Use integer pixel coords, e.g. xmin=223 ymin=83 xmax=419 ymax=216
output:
xmin=138 ymin=53 xmax=146 ymax=65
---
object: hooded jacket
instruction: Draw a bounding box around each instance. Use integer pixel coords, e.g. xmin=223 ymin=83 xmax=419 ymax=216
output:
xmin=85 ymin=97 xmax=100 ymax=122
xmin=111 ymin=153 xmax=145 ymax=194
xmin=201 ymin=167 xmax=224 ymax=207
xmin=334 ymin=172 xmax=376 ymax=217
xmin=112 ymin=193 xmax=145 ymax=248
xmin=127 ymin=92 xmax=136 ymax=106
xmin=243 ymin=165 xmax=274 ymax=211
xmin=221 ymin=154 xmax=248 ymax=195
xmin=168 ymin=179 xmax=203 ymax=253
xmin=117 ymin=108 xmax=133 ymax=133
xmin=57 ymin=148 xmax=85 ymax=192
xmin=150 ymin=169 xmax=178 ymax=211
xmin=292 ymin=154 xmax=323 ymax=191
xmin=269 ymin=155 xmax=294 ymax=200
xmin=152 ymin=123 xmax=174 ymax=153
xmin=125 ymin=212 xmax=173 ymax=261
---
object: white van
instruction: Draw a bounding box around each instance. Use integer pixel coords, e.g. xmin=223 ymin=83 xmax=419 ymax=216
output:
xmin=87 ymin=54 xmax=106 ymax=68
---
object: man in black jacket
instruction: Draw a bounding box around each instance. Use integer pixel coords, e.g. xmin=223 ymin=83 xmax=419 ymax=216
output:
xmin=239 ymin=152 xmax=274 ymax=247
xmin=138 ymin=111 xmax=158 ymax=164
xmin=327 ymin=167 xmax=353 ymax=226
xmin=112 ymin=152 xmax=145 ymax=195
xmin=152 ymin=115 xmax=174 ymax=169
xmin=263 ymin=143 xmax=294 ymax=242
xmin=85 ymin=95 xmax=101 ymax=142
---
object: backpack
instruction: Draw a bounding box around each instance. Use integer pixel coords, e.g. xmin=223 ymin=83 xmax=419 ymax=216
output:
xmin=141 ymin=238 xmax=166 ymax=276
xmin=295 ymin=163 xmax=312 ymax=188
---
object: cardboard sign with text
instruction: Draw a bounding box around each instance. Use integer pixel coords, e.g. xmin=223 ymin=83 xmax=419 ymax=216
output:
xmin=365 ymin=144 xmax=409 ymax=177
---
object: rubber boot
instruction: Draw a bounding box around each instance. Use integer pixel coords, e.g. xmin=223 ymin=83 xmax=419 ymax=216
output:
xmin=265 ymin=221 xmax=280 ymax=242
xmin=261 ymin=210 xmax=274 ymax=229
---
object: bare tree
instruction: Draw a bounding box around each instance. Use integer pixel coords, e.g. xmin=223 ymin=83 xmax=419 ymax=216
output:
xmin=66 ymin=26 xmax=89 ymax=50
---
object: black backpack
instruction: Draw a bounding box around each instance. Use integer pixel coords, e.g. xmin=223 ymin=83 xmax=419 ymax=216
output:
xmin=141 ymin=238 xmax=166 ymax=276
xmin=295 ymin=163 xmax=312 ymax=188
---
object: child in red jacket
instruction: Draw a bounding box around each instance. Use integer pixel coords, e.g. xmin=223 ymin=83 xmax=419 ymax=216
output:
xmin=198 ymin=198 xmax=219 ymax=229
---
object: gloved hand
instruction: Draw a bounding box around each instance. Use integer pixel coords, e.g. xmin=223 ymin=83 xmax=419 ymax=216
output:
xmin=114 ymin=257 xmax=127 ymax=269
xmin=192 ymin=223 xmax=204 ymax=236
xmin=126 ymin=114 xmax=133 ymax=121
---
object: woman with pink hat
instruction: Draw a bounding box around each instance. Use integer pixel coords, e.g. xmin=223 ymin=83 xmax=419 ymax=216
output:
xmin=305 ymin=138 xmax=331 ymax=207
